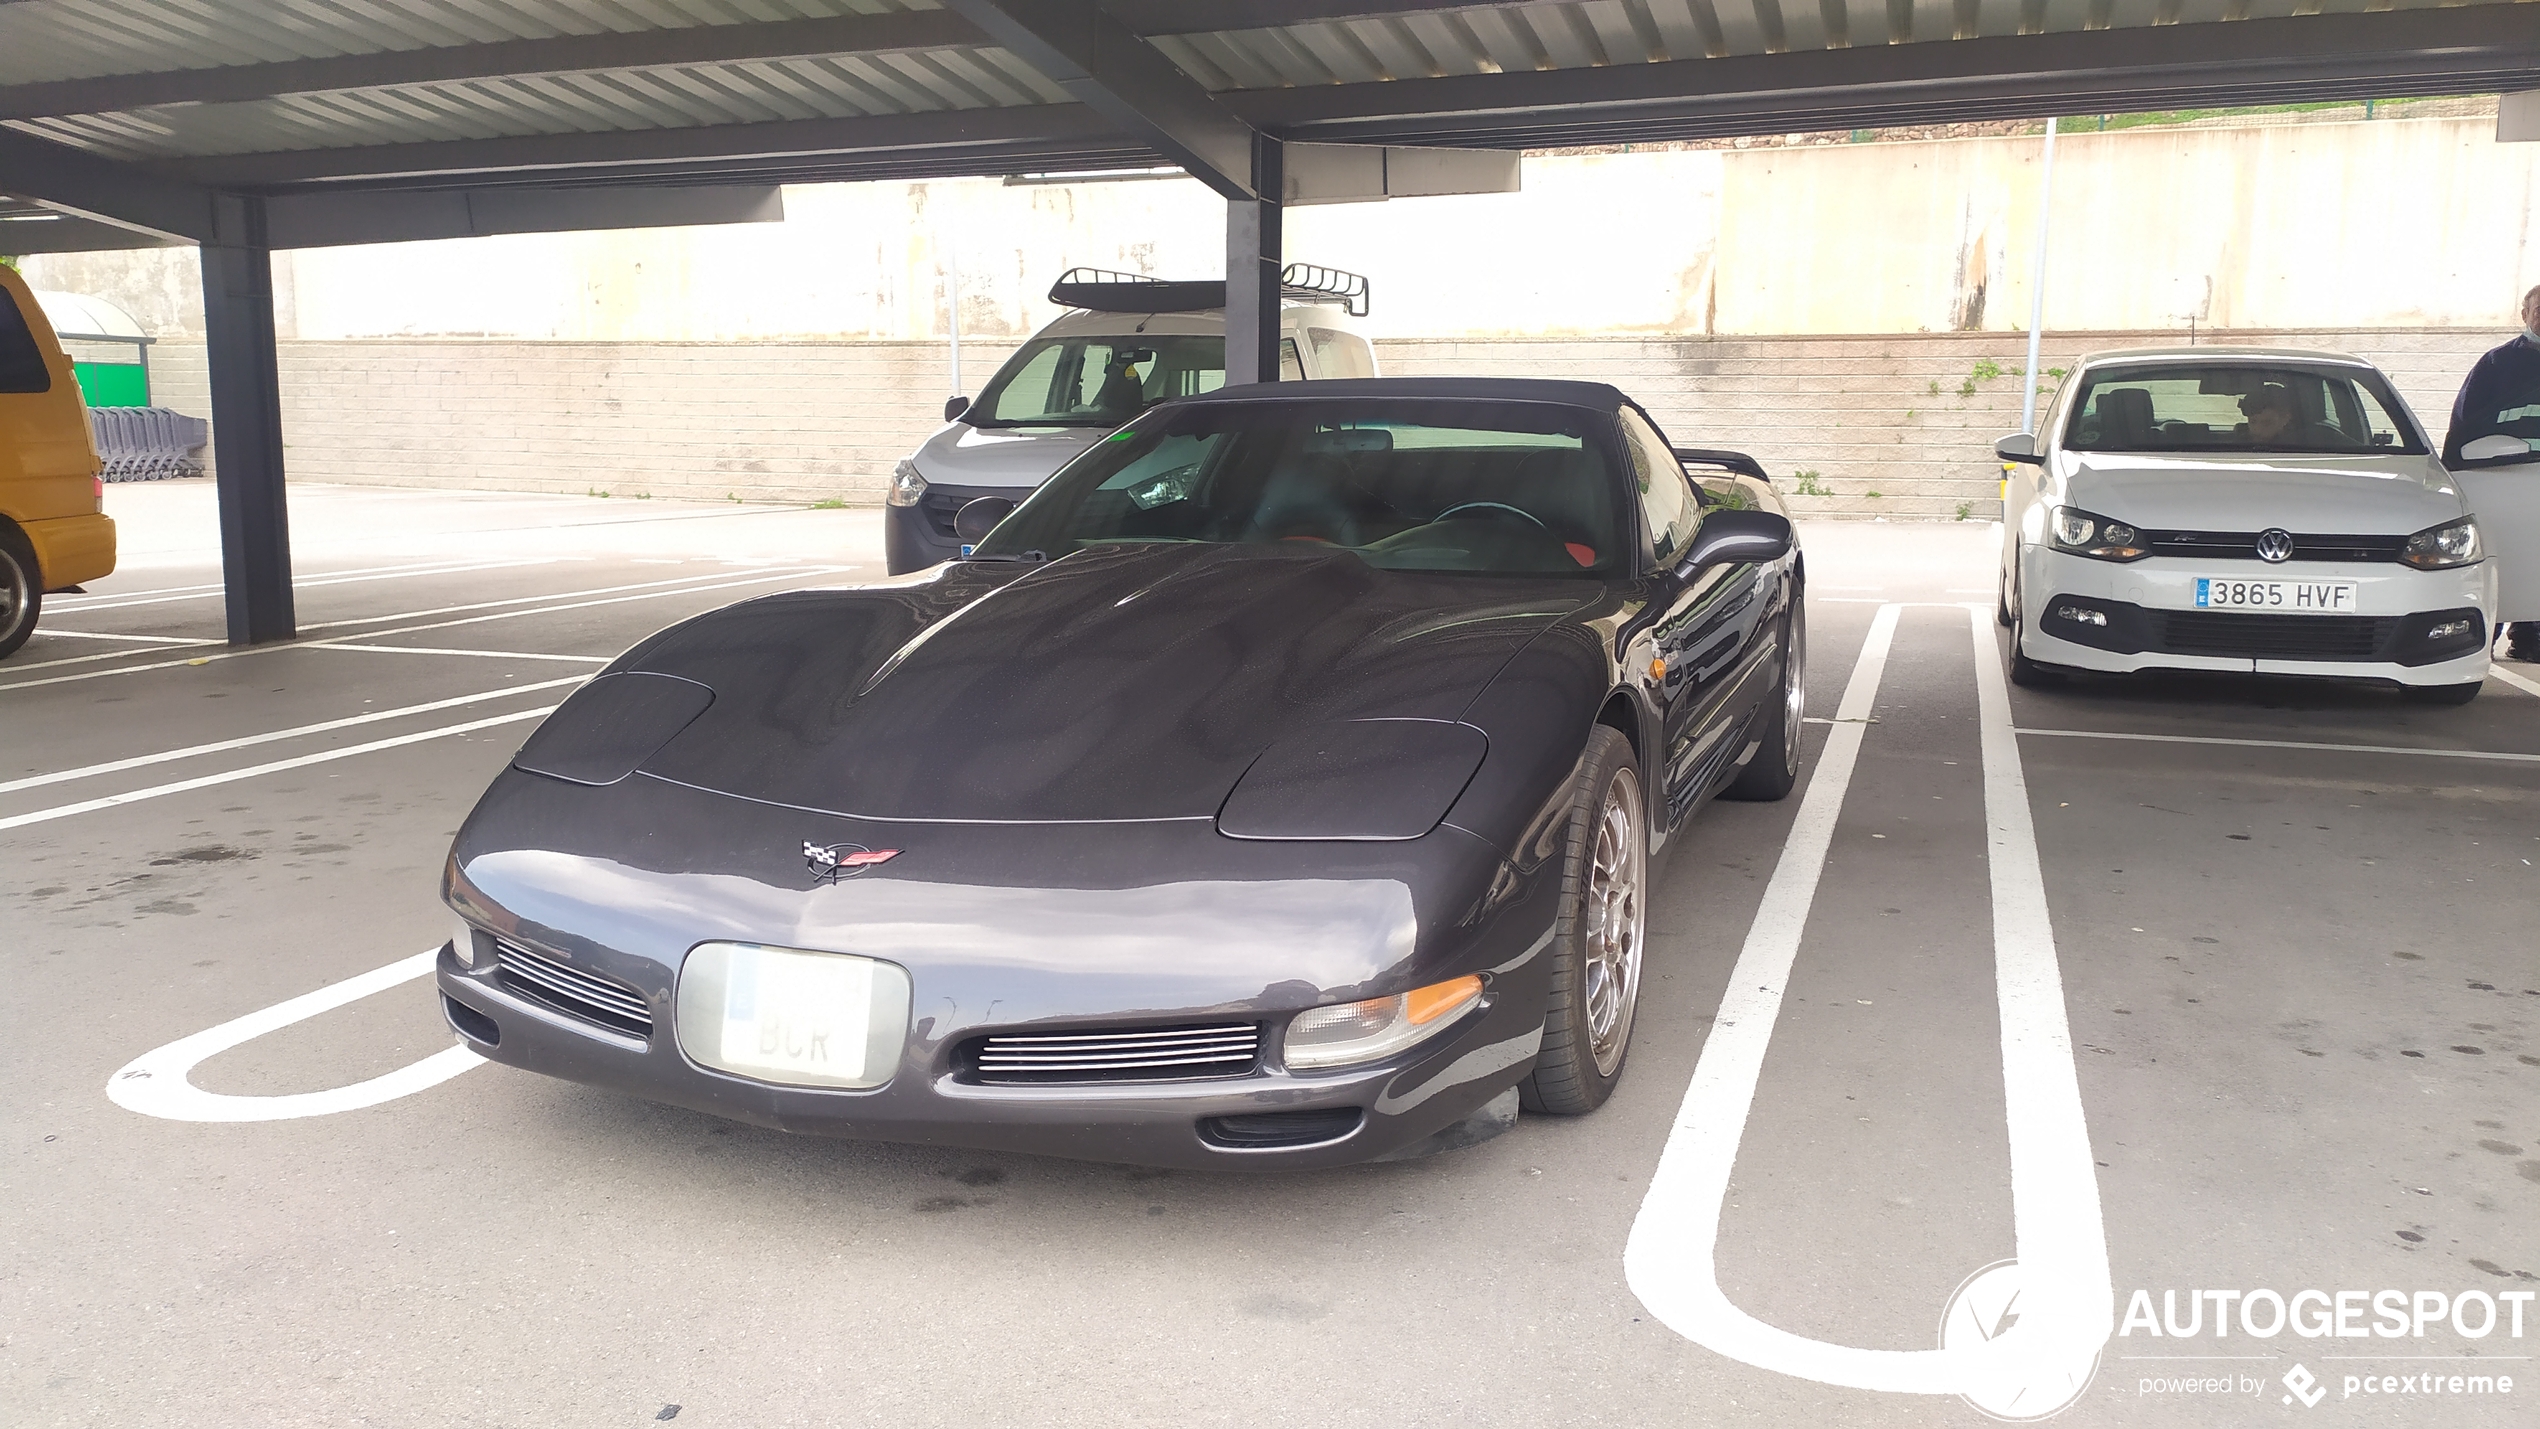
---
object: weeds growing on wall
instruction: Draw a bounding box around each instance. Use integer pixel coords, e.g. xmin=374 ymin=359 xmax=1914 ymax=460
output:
xmin=1792 ymin=471 xmax=1829 ymax=497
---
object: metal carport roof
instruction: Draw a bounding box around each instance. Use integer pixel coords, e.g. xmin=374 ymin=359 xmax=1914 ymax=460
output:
xmin=1 ymin=0 xmax=2534 ymax=644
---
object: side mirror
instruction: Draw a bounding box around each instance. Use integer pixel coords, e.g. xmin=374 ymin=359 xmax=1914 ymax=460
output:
xmin=1673 ymin=510 xmax=1792 ymax=579
xmin=944 ymin=394 xmax=971 ymax=422
xmin=1994 ymin=432 xmax=2043 ymax=464
xmin=2459 ymin=433 xmax=2536 ymax=465
xmin=953 ymin=495 xmax=1016 ymax=546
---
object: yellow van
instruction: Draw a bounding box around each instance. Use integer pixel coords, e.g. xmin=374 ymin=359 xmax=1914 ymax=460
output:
xmin=1 ymin=261 xmax=115 ymax=659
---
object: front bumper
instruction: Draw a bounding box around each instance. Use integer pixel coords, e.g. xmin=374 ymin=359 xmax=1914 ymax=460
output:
xmin=437 ymin=771 xmax=1558 ymax=1169
xmin=883 ymin=482 xmax=1027 ymax=575
xmin=2016 ymin=545 xmax=2495 ymax=687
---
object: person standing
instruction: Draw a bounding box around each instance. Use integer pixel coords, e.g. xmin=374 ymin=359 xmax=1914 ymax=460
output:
xmin=2443 ymin=283 xmax=2540 ymax=661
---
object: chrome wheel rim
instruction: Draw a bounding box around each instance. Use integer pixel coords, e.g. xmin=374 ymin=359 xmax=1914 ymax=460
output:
xmin=1583 ymin=765 xmax=1646 ymax=1078
xmin=0 ymin=551 xmax=26 ymax=633
xmin=1781 ymin=609 xmax=1806 ymax=770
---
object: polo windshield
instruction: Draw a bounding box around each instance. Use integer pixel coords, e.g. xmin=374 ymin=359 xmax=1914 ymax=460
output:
xmin=970 ymin=399 xmax=1628 ymax=577
xmin=2064 ymin=364 xmax=2426 ymax=456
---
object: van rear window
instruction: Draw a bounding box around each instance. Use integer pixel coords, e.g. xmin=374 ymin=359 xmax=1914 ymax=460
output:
xmin=0 ymin=289 xmax=53 ymax=394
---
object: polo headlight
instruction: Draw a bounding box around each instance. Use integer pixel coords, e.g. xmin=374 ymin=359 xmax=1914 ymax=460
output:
xmin=2049 ymin=505 xmax=2147 ymax=562
xmin=2400 ymin=517 xmax=2480 ymax=569
xmin=1282 ymin=975 xmax=1483 ymax=1071
xmin=887 ymin=459 xmax=928 ymax=508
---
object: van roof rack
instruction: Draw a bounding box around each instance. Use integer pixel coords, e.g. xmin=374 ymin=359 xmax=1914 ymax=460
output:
xmin=1047 ymin=264 xmax=1371 ymax=317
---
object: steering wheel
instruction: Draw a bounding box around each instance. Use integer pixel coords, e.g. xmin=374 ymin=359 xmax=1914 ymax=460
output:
xmin=1433 ymin=501 xmax=1549 ymax=531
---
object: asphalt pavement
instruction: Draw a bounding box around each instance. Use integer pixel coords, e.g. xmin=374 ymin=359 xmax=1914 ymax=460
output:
xmin=4 ymin=484 xmax=2534 ymax=1428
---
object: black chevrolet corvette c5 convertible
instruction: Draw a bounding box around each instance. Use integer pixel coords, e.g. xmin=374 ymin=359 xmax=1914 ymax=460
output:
xmin=438 ymin=378 xmax=1805 ymax=1169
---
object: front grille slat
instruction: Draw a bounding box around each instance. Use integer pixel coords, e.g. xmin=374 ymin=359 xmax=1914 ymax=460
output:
xmin=965 ymin=1021 xmax=1261 ymax=1084
xmin=492 ymin=938 xmax=653 ymax=1038
xmin=2144 ymin=529 xmax=2408 ymax=564
xmin=2152 ymin=611 xmax=2397 ymax=661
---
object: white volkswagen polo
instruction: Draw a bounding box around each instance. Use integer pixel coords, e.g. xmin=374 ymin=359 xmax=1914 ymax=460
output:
xmin=1996 ymin=346 xmax=2540 ymax=704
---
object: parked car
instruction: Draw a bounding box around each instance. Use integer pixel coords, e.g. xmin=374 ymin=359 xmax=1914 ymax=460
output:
xmin=442 ymin=378 xmax=1802 ymax=1168
xmin=0 ymin=263 xmax=116 ymax=659
xmin=1996 ymin=346 xmax=2536 ymax=703
xmin=883 ymin=266 xmax=1377 ymax=574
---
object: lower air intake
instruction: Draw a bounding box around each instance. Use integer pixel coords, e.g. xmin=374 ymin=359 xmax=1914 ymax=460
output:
xmin=1200 ymin=1107 xmax=1366 ymax=1149
xmin=965 ymin=1023 xmax=1261 ymax=1084
xmin=491 ymin=937 xmax=653 ymax=1039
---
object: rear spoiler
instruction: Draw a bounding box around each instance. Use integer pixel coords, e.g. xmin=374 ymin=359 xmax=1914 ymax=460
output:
xmin=1673 ymin=447 xmax=1770 ymax=484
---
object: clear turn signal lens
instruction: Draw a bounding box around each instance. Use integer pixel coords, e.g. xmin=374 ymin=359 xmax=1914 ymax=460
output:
xmin=448 ymin=914 xmax=478 ymax=968
xmin=1284 ymin=975 xmax=1483 ymax=1071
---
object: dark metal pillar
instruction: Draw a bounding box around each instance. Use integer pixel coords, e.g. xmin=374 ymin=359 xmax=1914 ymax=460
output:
xmin=1223 ymin=137 xmax=1283 ymax=386
xmin=201 ymin=193 xmax=295 ymax=645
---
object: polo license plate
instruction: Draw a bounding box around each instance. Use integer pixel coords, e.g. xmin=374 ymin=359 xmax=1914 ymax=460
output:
xmin=2193 ymin=578 xmax=2357 ymax=613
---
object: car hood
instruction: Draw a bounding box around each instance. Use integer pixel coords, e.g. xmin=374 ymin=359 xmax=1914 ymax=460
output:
xmin=613 ymin=544 xmax=1591 ymax=823
xmin=913 ymin=421 xmax=1109 ymax=490
xmin=2063 ymin=452 xmax=2464 ymax=534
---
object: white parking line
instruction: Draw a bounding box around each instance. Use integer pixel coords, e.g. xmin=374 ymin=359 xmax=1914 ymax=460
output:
xmin=0 ymin=706 xmax=556 ymax=832
xmin=52 ymin=558 xmax=560 ymax=614
xmin=2016 ymin=727 xmax=2540 ymax=764
xmin=29 ymin=629 xmax=217 ymax=645
xmin=1624 ymin=603 xmax=2111 ymax=1406
xmin=2491 ymin=665 xmax=2540 ymax=700
xmin=2 ymin=566 xmax=847 ymax=693
xmin=313 ymin=644 xmax=613 ymax=664
xmin=107 ymin=948 xmax=483 ymax=1122
xmin=0 ymin=678 xmax=585 ymax=797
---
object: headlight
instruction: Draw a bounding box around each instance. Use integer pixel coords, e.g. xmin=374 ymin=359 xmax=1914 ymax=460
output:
xmin=448 ymin=913 xmax=478 ymax=968
xmin=886 ymin=459 xmax=927 ymax=508
xmin=2400 ymin=517 xmax=2480 ymax=569
xmin=1282 ymin=975 xmax=1483 ymax=1071
xmin=2048 ymin=505 xmax=2147 ymax=562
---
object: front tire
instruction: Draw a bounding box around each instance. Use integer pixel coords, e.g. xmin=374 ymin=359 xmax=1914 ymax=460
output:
xmin=2003 ymin=561 xmax=2061 ymax=688
xmin=0 ymin=524 xmax=41 ymax=661
xmin=1521 ymin=726 xmax=1647 ymax=1116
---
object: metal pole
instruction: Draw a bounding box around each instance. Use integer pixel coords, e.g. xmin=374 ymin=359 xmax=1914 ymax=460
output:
xmin=1224 ymin=137 xmax=1284 ymax=386
xmin=2019 ymin=117 xmax=2059 ymax=434
xmin=202 ymin=192 xmax=296 ymax=645
xmin=946 ymin=243 xmax=962 ymax=398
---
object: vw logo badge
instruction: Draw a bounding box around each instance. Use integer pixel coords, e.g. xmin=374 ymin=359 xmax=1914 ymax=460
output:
xmin=2254 ymin=528 xmax=2294 ymax=563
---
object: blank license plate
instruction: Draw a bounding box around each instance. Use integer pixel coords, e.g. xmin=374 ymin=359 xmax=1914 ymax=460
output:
xmin=2194 ymin=578 xmax=2356 ymax=613
xmin=719 ymin=946 xmax=874 ymax=1082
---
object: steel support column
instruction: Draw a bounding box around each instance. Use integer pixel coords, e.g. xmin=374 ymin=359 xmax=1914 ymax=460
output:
xmin=1224 ymin=139 xmax=1283 ymax=387
xmin=201 ymin=194 xmax=295 ymax=645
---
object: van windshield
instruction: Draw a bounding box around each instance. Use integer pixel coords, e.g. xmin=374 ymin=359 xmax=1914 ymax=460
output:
xmin=2064 ymin=363 xmax=2426 ymax=456
xmin=969 ymin=334 xmax=1226 ymax=428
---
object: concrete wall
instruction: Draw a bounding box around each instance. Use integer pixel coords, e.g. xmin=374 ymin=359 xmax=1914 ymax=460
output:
xmin=135 ymin=325 xmax=2511 ymax=517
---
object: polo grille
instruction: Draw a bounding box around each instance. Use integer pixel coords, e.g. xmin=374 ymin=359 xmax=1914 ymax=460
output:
xmin=2151 ymin=611 xmax=2397 ymax=661
xmin=965 ymin=1023 xmax=1261 ymax=1084
xmin=492 ymin=938 xmax=653 ymax=1038
xmin=2144 ymin=530 xmax=2408 ymax=564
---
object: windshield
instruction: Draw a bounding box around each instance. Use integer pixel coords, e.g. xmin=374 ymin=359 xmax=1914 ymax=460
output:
xmin=968 ymin=334 xmax=1226 ymax=428
xmin=2063 ymin=363 xmax=2426 ymax=456
xmin=970 ymin=398 xmax=1627 ymax=578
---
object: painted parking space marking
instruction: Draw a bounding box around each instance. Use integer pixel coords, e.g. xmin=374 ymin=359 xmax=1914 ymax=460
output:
xmin=314 ymin=644 xmax=613 ymax=664
xmin=0 ymin=705 xmax=556 ymax=832
xmin=28 ymin=629 xmax=217 ymax=645
xmin=108 ymin=949 xmax=482 ymax=1123
xmin=3 ymin=566 xmax=850 ymax=693
xmin=1625 ymin=603 xmax=2112 ymax=1409
xmin=51 ymin=557 xmax=559 ymax=614
xmin=0 ymin=676 xmax=585 ymax=797
xmin=2491 ymin=665 xmax=2540 ymax=699
xmin=48 ymin=556 xmax=564 ymax=610
xmin=2014 ymin=727 xmax=2540 ymax=764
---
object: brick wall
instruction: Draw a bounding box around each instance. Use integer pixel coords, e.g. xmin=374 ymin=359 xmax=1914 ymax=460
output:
xmin=149 ymin=327 xmax=2510 ymax=517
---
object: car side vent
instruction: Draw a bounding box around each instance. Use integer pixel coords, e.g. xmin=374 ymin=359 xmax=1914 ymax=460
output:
xmin=963 ymin=1023 xmax=1261 ymax=1083
xmin=1199 ymin=1107 xmax=1365 ymax=1149
xmin=492 ymin=937 xmax=653 ymax=1039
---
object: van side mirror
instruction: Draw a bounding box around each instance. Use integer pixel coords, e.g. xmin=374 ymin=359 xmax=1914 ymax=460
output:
xmin=1994 ymin=432 xmax=2042 ymax=464
xmin=1673 ymin=510 xmax=1792 ymax=579
xmin=944 ymin=394 xmax=971 ymax=422
xmin=2459 ymin=433 xmax=2536 ymax=466
xmin=954 ymin=495 xmax=1016 ymax=546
